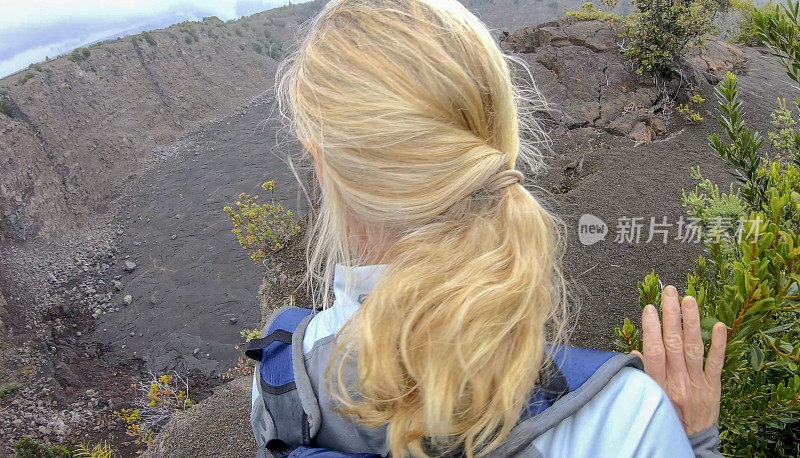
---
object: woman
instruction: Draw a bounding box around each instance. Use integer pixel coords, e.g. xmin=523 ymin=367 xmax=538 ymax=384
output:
xmin=250 ymin=0 xmax=728 ymax=456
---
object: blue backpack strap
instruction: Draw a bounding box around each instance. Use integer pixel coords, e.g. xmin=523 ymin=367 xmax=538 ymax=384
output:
xmin=245 ymin=306 xmax=314 ymax=394
xmin=247 ymin=306 xmax=317 ymax=452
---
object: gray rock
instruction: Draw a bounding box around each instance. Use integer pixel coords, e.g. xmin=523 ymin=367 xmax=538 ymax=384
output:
xmin=111 ymin=280 xmax=124 ymax=291
xmin=123 ymin=295 xmax=133 ymax=305
xmin=124 ymin=260 xmax=137 ymax=271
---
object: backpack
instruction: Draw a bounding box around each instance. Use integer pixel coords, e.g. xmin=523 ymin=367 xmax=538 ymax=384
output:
xmin=245 ymin=306 xmax=641 ymax=458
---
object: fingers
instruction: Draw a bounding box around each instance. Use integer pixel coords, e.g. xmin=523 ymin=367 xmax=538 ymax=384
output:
xmin=641 ymin=303 xmax=667 ymax=386
xmin=705 ymin=321 xmax=727 ymax=382
xmin=661 ymin=285 xmax=688 ymax=377
xmin=681 ymin=295 xmax=704 ymax=378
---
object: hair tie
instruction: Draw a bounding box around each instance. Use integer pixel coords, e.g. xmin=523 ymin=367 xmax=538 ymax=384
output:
xmin=485 ymin=169 xmax=524 ymax=191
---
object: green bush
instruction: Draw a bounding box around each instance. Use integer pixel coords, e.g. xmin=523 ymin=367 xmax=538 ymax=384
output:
xmin=565 ymin=1 xmax=625 ymax=22
xmin=615 ymin=73 xmax=800 ymax=456
xmin=0 ymin=99 xmax=12 ymax=118
xmin=268 ymin=44 xmax=283 ymax=60
xmin=17 ymin=72 xmax=34 ymax=85
xmin=767 ymin=98 xmax=800 ymax=159
xmin=726 ymin=0 xmax=774 ymax=45
xmin=14 ymin=437 xmax=76 ymax=458
xmin=252 ymin=42 xmax=263 ymax=54
xmin=224 ymin=180 xmax=301 ymax=263
xmin=754 ymin=0 xmax=800 ymax=87
xmin=624 ymin=0 xmax=715 ymax=74
xmin=140 ymin=31 xmax=156 ymax=46
xmin=179 ymin=22 xmax=199 ymax=43
xmin=0 ymin=380 xmax=21 ymax=400
xmin=68 ymin=48 xmax=90 ymax=63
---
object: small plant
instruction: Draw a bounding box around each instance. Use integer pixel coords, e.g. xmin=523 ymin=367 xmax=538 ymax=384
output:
xmin=252 ymin=42 xmax=263 ymax=54
xmin=235 ymin=28 xmax=245 ymax=37
xmin=140 ymin=31 xmax=156 ymax=46
xmin=75 ymin=442 xmax=114 ymax=458
xmin=753 ymin=0 xmax=800 ymax=85
xmin=17 ymin=72 xmax=34 ymax=85
xmin=268 ymin=44 xmax=283 ymax=60
xmin=0 ymin=380 xmax=21 ymax=402
xmin=224 ymin=180 xmax=301 ymax=263
xmin=114 ymin=371 xmax=192 ymax=447
xmin=565 ymin=1 xmax=625 ymax=22
xmin=0 ymin=99 xmax=12 ymax=118
xmin=768 ymin=97 xmax=800 ymax=159
xmin=178 ymin=22 xmax=199 ymax=43
xmin=68 ymin=48 xmax=90 ymax=63
xmin=676 ymin=94 xmax=706 ymax=124
xmin=708 ymin=73 xmax=769 ymax=211
xmin=240 ymin=328 xmax=261 ymax=342
xmin=14 ymin=437 xmax=76 ymax=458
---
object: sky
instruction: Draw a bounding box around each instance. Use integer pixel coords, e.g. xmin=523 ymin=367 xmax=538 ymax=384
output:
xmin=0 ymin=0 xmax=298 ymax=78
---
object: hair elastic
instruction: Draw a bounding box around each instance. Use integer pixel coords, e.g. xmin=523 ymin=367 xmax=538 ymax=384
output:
xmin=485 ymin=169 xmax=524 ymax=191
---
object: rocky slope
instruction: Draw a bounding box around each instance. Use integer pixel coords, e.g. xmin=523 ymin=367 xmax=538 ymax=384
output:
xmin=0 ymin=1 xmax=325 ymax=243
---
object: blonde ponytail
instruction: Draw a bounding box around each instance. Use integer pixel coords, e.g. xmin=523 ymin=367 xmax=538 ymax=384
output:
xmin=276 ymin=0 xmax=566 ymax=455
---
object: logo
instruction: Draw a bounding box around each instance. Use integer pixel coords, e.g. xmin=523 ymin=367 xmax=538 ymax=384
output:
xmin=578 ymin=213 xmax=608 ymax=246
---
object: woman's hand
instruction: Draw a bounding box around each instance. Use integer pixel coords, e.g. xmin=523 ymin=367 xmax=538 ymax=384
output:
xmin=632 ymin=285 xmax=728 ymax=436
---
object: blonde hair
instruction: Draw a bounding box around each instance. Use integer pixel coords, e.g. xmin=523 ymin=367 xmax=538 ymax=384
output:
xmin=277 ymin=0 xmax=566 ymax=455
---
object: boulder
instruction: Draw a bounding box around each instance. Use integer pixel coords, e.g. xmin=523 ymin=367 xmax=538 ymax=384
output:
xmin=142 ymin=376 xmax=256 ymax=458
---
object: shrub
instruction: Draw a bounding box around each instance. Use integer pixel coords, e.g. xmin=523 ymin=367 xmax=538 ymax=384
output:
xmin=675 ymin=93 xmax=707 ymax=124
xmin=0 ymin=99 xmax=13 ymax=118
xmin=565 ymin=1 xmax=625 ymax=22
xmin=17 ymin=72 xmax=34 ymax=85
xmin=235 ymin=28 xmax=244 ymax=37
xmin=624 ymin=0 xmax=715 ymax=74
xmin=140 ymin=31 xmax=156 ymax=46
xmin=725 ymin=0 xmax=774 ymax=45
xmin=252 ymin=42 xmax=263 ymax=54
xmin=268 ymin=44 xmax=283 ymax=60
xmin=14 ymin=437 xmax=76 ymax=458
xmin=0 ymin=380 xmax=21 ymax=401
xmin=68 ymin=48 xmax=90 ymax=62
xmin=179 ymin=22 xmax=199 ymax=43
xmin=224 ymin=180 xmax=301 ymax=263
xmin=614 ymin=73 xmax=800 ymax=456
xmin=114 ymin=371 xmax=192 ymax=447
xmin=767 ymin=98 xmax=800 ymax=158
xmin=753 ymin=0 xmax=800 ymax=85
xmin=75 ymin=442 xmax=114 ymax=458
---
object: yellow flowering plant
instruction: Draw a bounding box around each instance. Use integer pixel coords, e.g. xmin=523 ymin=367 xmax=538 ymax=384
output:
xmin=224 ymin=179 xmax=301 ymax=263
